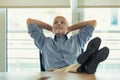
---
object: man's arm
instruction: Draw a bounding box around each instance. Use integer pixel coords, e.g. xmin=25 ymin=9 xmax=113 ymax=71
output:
xmin=68 ymin=20 xmax=97 ymax=32
xmin=27 ymin=18 xmax=52 ymax=32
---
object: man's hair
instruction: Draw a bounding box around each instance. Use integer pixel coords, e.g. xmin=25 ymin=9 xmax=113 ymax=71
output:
xmin=54 ymin=16 xmax=67 ymax=20
xmin=54 ymin=16 xmax=68 ymax=25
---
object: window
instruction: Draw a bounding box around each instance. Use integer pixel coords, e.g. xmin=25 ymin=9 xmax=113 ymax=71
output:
xmin=7 ymin=8 xmax=71 ymax=71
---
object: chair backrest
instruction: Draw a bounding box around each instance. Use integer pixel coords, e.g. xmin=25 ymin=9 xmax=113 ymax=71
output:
xmin=39 ymin=52 xmax=45 ymax=71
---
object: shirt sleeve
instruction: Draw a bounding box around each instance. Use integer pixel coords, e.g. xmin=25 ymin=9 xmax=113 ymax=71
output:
xmin=73 ymin=24 xmax=94 ymax=48
xmin=27 ymin=23 xmax=46 ymax=50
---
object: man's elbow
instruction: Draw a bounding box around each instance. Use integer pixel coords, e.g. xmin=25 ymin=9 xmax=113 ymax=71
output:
xmin=92 ymin=20 xmax=97 ymax=28
xmin=26 ymin=18 xmax=32 ymax=26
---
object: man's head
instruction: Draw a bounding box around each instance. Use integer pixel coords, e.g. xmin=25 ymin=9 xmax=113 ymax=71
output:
xmin=52 ymin=16 xmax=68 ymax=36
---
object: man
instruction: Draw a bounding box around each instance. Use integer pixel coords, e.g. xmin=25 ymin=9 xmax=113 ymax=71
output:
xmin=27 ymin=16 xmax=109 ymax=74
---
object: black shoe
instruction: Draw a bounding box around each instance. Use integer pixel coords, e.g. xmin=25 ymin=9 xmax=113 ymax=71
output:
xmin=80 ymin=47 xmax=109 ymax=74
xmin=77 ymin=37 xmax=101 ymax=64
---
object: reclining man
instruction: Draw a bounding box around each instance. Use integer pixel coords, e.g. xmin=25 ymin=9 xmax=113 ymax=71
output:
xmin=27 ymin=16 xmax=109 ymax=74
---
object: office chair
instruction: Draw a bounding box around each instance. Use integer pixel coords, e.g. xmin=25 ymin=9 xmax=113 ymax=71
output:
xmin=39 ymin=52 xmax=45 ymax=71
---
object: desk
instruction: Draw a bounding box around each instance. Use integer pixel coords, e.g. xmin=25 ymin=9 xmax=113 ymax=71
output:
xmin=0 ymin=69 xmax=120 ymax=80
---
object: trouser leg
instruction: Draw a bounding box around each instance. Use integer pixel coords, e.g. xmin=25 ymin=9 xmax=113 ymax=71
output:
xmin=51 ymin=64 xmax=81 ymax=72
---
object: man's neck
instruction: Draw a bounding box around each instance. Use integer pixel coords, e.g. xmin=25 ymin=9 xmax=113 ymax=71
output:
xmin=56 ymin=33 xmax=65 ymax=37
xmin=54 ymin=34 xmax=68 ymax=42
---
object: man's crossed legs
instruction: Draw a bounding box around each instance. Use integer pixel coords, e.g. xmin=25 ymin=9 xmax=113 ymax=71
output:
xmin=77 ymin=37 xmax=109 ymax=74
xmin=51 ymin=37 xmax=109 ymax=74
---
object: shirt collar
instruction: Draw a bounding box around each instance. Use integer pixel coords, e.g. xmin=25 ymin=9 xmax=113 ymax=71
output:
xmin=54 ymin=34 xmax=68 ymax=42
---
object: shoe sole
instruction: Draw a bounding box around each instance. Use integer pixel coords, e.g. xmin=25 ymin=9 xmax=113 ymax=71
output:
xmin=77 ymin=37 xmax=101 ymax=64
xmin=85 ymin=47 xmax=109 ymax=74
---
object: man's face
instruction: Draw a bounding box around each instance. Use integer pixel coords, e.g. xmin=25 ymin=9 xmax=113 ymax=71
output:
xmin=52 ymin=16 xmax=68 ymax=36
